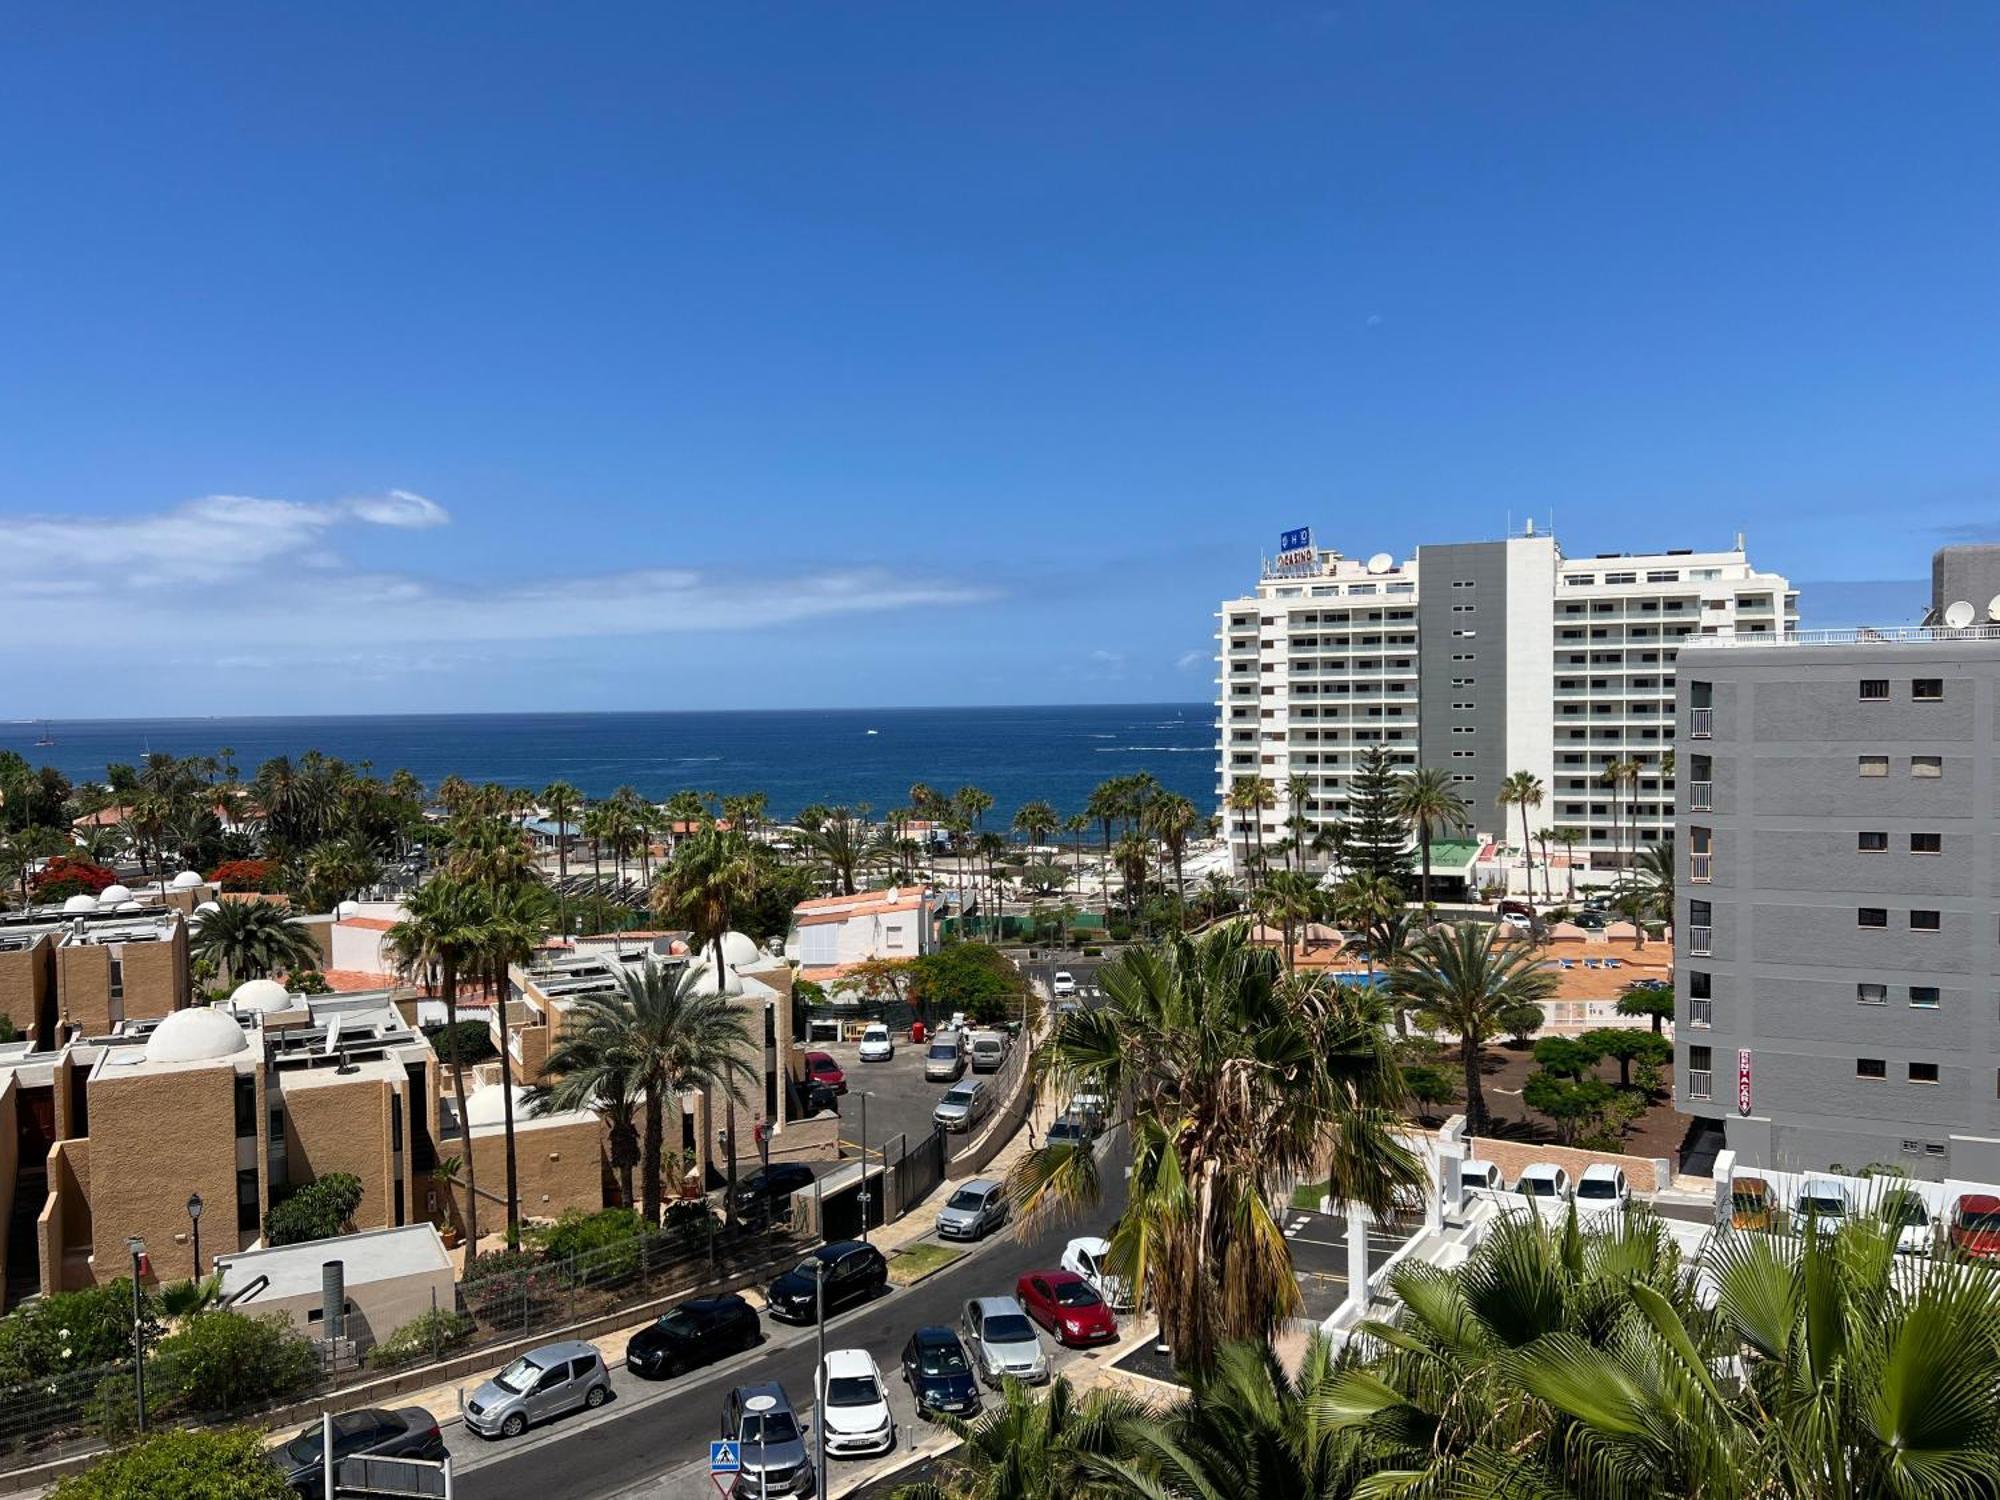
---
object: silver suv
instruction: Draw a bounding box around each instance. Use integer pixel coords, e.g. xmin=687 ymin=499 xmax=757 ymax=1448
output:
xmin=463 ymin=1340 xmax=610 ymax=1439
xmin=933 ymin=1080 xmax=991 ymax=1133
xmin=936 ymin=1179 xmax=1010 ymax=1241
xmin=960 ymin=1295 xmax=1048 ymax=1387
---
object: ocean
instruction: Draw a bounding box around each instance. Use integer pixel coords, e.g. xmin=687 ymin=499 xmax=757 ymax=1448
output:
xmin=3 ymin=705 xmax=1215 ymax=822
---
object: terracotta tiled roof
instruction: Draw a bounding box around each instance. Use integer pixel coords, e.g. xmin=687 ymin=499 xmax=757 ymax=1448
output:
xmin=340 ymin=916 xmax=397 ymax=932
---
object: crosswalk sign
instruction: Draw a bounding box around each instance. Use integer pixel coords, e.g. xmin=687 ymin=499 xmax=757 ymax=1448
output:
xmin=710 ymin=1440 xmax=742 ymax=1475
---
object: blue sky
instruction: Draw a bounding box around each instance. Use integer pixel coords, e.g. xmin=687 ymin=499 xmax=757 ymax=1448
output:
xmin=4 ymin=3 xmax=1997 ymax=714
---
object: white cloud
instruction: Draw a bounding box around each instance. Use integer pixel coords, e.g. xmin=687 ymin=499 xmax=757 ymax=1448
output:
xmin=0 ymin=489 xmax=998 ymax=653
xmin=1175 ymin=649 xmax=1208 ymax=670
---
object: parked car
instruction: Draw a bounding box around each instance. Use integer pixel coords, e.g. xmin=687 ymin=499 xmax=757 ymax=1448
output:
xmin=858 ymin=1023 xmax=895 ymax=1062
xmin=1015 ymin=1269 xmax=1119 ymax=1347
xmin=933 ymin=1080 xmax=992 ymax=1133
xmin=1051 ymin=970 xmax=1076 ymax=997
xmin=936 ymin=1178 xmax=1011 ymax=1241
xmin=1880 ymin=1185 xmax=1935 ymax=1256
xmin=1572 ymin=909 xmax=1610 ymax=932
xmin=960 ymin=1295 xmax=1049 ymax=1386
xmin=817 ymin=1348 xmax=897 ymax=1458
xmin=900 ymin=1325 xmax=982 ymax=1420
xmin=462 ymin=1342 xmax=610 ymax=1439
xmin=721 ymin=1381 xmax=814 ymax=1498
xmin=1794 ymin=1177 xmax=1850 ymax=1225
xmin=1499 ymin=911 xmax=1533 ymax=932
xmin=1513 ymin=1163 xmax=1573 ymax=1216
xmin=1061 ymin=1235 xmax=1135 ymax=1312
xmin=626 ymin=1294 xmax=760 ymax=1379
xmin=1496 ymin=899 xmax=1533 ymax=919
xmin=1575 ymin=1163 xmax=1631 ymax=1219
xmin=968 ymin=1031 xmax=1010 ymax=1074
xmin=924 ymin=1032 xmax=967 ymax=1082
xmin=1459 ymin=1160 xmax=1505 ymax=1195
xmin=279 ymin=1407 xmax=446 ymax=1492
xmin=1730 ymin=1174 xmax=1776 ymax=1231
xmin=765 ymin=1240 xmax=888 ymax=1324
xmin=1044 ymin=1110 xmax=1098 ymax=1149
xmin=733 ymin=1162 xmax=816 ymax=1221
xmin=805 ymin=1050 xmax=848 ymax=1095
xmin=798 ymin=1077 xmax=841 ymax=1116
xmin=1950 ymin=1193 xmax=2000 ymax=1260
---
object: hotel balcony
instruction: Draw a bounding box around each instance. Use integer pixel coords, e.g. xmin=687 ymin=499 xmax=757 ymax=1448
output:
xmin=1690 ymin=781 xmax=1714 ymax=812
xmin=1689 ymin=997 xmax=1712 ymax=1028
xmin=1689 ymin=707 xmax=1713 ymax=738
xmin=1688 ymin=924 xmax=1712 ymax=956
xmin=1686 ymin=1069 xmax=1713 ymax=1101
xmin=1689 ymin=853 xmax=1712 ymax=882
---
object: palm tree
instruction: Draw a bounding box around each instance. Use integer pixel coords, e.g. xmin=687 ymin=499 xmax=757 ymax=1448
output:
xmin=1085 ymin=780 xmax=1126 ymax=923
xmin=802 ymin=807 xmax=871 ymax=897
xmin=1225 ymin=774 xmax=1276 ymax=881
xmin=190 ymin=899 xmax=321 ymax=986
xmin=1146 ymin=792 xmax=1199 ymax=923
xmin=444 ymin=816 xmax=537 ymax=890
xmin=1284 ymin=771 xmax=1313 ymax=874
xmin=1062 ymin=812 xmax=1091 ymax=921
xmin=1552 ymin=825 xmax=1584 ymax=903
xmin=1013 ymin=925 xmax=1421 ymax=1371
xmin=468 ymin=880 xmax=554 ymax=1248
xmin=1602 ymin=755 xmax=1640 ymax=873
xmin=1628 ymin=836 xmax=1675 ymax=936
xmin=1495 ymin=770 xmax=1544 ymax=908
xmin=1255 ymin=870 xmax=1319 ymax=972
xmin=653 ymin=821 xmax=764 ymax=982
xmin=541 ymin=962 xmax=756 ymax=1227
xmin=977 ymin=830 xmax=1008 ymax=941
xmin=528 ymin=1022 xmax=648 ymax=1211
xmin=540 ymin=780 xmax=582 ymax=935
xmin=1396 ymin=921 xmax=1558 ymax=1136
xmin=1328 ymin=872 xmax=1402 ymax=990
xmin=1011 ymin=799 xmax=1058 ymax=852
xmin=891 ymin=1374 xmax=1152 ymax=1500
xmin=1393 ymin=767 xmax=1470 ymax=910
xmin=386 ymin=877 xmax=491 ymax=1260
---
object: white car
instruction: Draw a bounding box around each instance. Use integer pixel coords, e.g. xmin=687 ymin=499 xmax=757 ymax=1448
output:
xmin=857 ymin=1023 xmax=895 ymax=1062
xmin=1512 ymin=1163 xmax=1573 ymax=1216
xmin=1882 ymin=1186 xmax=1935 ymax=1256
xmin=1575 ymin=1163 xmax=1630 ymax=1219
xmin=1499 ymin=911 xmax=1532 ymax=931
xmin=1051 ymin=971 xmax=1076 ymax=997
xmin=1061 ymin=1236 xmax=1135 ymax=1312
xmin=818 ymin=1348 xmax=896 ymax=1457
xmin=1795 ymin=1178 xmax=1849 ymax=1226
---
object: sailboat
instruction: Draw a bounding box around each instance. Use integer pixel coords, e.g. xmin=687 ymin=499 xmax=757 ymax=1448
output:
xmin=33 ymin=721 xmax=54 ymax=747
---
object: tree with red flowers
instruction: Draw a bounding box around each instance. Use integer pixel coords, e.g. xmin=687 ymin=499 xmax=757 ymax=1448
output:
xmin=207 ymin=859 xmax=275 ymax=894
xmin=31 ymin=857 xmax=118 ymax=903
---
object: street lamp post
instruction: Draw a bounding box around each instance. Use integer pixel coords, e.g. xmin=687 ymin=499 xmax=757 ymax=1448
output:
xmin=743 ymin=1392 xmax=775 ymax=1500
xmin=126 ymin=1237 xmax=147 ymax=1433
xmin=186 ymin=1192 xmax=204 ymax=1280
xmin=813 ymin=1271 xmax=827 ymax=1497
xmin=857 ymin=1092 xmax=871 ymax=1246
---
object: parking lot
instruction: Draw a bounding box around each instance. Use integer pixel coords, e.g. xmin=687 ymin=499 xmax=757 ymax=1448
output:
xmin=808 ymin=1030 xmax=1000 ymax=1163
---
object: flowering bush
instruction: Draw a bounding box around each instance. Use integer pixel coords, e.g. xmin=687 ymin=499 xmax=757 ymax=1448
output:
xmin=206 ymin=859 xmax=273 ymax=893
xmin=30 ymin=858 xmax=117 ymax=903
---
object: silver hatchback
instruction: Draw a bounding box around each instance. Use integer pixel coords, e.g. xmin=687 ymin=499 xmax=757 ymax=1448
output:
xmin=463 ymin=1340 xmax=611 ymax=1439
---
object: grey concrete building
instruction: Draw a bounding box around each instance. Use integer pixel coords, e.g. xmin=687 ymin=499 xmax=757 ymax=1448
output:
xmin=1674 ymin=548 xmax=2000 ymax=1182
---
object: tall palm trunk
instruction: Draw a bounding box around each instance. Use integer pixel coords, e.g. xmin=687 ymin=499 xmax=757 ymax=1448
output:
xmin=492 ymin=961 xmax=520 ymax=1248
xmin=441 ymin=956 xmax=480 ymax=1263
xmin=1518 ymin=803 xmax=1534 ymax=905
xmin=1099 ymin=821 xmax=1113 ymax=923
xmin=641 ymin=1081 xmax=664 ymax=1227
xmin=1462 ymin=1033 xmax=1488 ymax=1136
xmin=1417 ymin=823 xmax=1433 ymax=909
xmin=713 ymin=932 xmax=739 ymax=1215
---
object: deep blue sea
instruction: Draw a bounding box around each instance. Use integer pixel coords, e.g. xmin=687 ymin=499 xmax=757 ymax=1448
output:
xmin=2 ymin=705 xmax=1214 ymax=822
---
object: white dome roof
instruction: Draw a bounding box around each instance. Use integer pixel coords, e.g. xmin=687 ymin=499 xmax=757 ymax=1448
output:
xmin=170 ymin=870 xmax=204 ymax=889
xmin=97 ymin=885 xmax=133 ymax=907
xmin=194 ymin=900 xmax=222 ymax=918
xmin=720 ymin=931 xmax=762 ymax=967
xmin=462 ymin=1083 xmax=539 ymax=1129
xmin=62 ymin=894 xmax=97 ymax=914
xmin=228 ymin=978 xmax=293 ymax=1014
xmin=144 ymin=1007 xmax=250 ymax=1064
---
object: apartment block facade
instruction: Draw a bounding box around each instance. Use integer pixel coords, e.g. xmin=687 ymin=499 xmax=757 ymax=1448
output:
xmin=1674 ymin=550 xmax=2000 ymax=1182
xmin=1217 ymin=528 xmax=1796 ymax=873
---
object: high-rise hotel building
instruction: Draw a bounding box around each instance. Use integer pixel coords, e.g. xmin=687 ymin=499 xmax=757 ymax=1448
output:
xmin=1215 ymin=527 xmax=1797 ymax=874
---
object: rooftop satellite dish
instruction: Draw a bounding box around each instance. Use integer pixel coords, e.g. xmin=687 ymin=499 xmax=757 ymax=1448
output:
xmin=323 ymin=1013 xmax=343 ymax=1056
xmin=1987 ymin=594 xmax=2000 ymax=623
xmin=1366 ymin=552 xmax=1394 ymax=575
xmin=1944 ymin=600 xmax=1976 ymax=630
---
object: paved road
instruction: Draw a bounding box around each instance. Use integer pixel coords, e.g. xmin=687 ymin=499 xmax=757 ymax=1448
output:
xmin=452 ymin=1136 xmax=1134 ymax=1499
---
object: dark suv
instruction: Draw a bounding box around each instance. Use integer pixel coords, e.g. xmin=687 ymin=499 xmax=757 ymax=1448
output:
xmin=626 ymin=1293 xmax=761 ymax=1379
xmin=733 ymin=1162 xmax=816 ymax=1223
xmin=764 ymin=1239 xmax=888 ymax=1324
xmin=277 ymin=1407 xmax=446 ymax=1493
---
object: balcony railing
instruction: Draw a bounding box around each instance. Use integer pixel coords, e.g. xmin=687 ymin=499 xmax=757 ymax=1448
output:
xmin=1687 ymin=1069 xmax=1713 ymax=1101
xmin=1689 ymin=853 xmax=1713 ymax=882
xmin=1690 ymin=707 xmax=1713 ymax=738
xmin=1690 ymin=781 xmax=1714 ymax=812
xmin=1690 ymin=997 xmax=1713 ymax=1028
xmin=1688 ymin=924 xmax=1712 ymax=956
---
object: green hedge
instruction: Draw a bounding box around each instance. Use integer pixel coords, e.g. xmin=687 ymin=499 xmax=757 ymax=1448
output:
xmin=364 ymin=1308 xmax=476 ymax=1371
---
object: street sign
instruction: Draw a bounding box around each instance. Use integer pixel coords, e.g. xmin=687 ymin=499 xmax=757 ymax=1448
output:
xmin=1737 ymin=1049 xmax=1753 ymax=1116
xmin=710 ymin=1440 xmax=742 ymax=1475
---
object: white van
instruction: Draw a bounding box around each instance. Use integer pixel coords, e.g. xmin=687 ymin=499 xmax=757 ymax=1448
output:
xmin=968 ymin=1031 xmax=1009 ymax=1074
xmin=924 ymin=1031 xmax=966 ymax=1083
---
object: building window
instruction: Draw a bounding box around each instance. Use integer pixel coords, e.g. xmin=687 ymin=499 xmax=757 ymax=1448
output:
xmin=108 ymin=958 xmax=124 ymax=1001
xmin=234 ymin=1075 xmax=257 ymax=1138
xmin=1910 ymin=1061 xmax=1940 ymax=1084
xmin=1910 ymin=986 xmax=1941 ymax=1009
xmin=1912 ymin=910 xmax=1941 ymax=931
xmin=1857 ymin=983 xmax=1887 ymax=1005
xmin=237 ymin=1167 xmax=260 ymax=1232
xmin=1912 ymin=756 xmax=1942 ymax=777
xmin=1911 ymin=832 xmax=1942 ymax=854
xmin=1686 ymin=1044 xmax=1712 ymax=1099
xmin=1857 ymin=1058 xmax=1887 ymax=1080
xmin=1857 ymin=831 xmax=1888 ymax=852
xmin=1858 ymin=755 xmax=1888 ymax=777
xmin=1912 ymin=678 xmax=1943 ymax=701
xmin=1858 ymin=908 xmax=1888 ymax=928
xmin=1689 ymin=970 xmax=1711 ymax=998
xmin=1858 ymin=679 xmax=1888 ymax=700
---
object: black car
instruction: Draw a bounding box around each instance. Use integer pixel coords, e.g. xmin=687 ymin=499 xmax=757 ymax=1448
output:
xmin=626 ymin=1293 xmax=761 ymax=1379
xmin=764 ymin=1240 xmax=888 ymax=1324
xmin=900 ymin=1325 xmax=981 ymax=1420
xmin=799 ymin=1078 xmax=841 ymax=1115
xmin=733 ymin=1162 xmax=816 ymax=1220
xmin=277 ymin=1406 xmax=446 ymax=1493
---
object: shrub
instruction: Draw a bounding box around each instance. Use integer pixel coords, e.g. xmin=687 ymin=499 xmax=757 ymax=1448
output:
xmin=531 ymin=1208 xmax=646 ymax=1288
xmin=664 ymin=1198 xmax=720 ymax=1255
xmin=461 ymin=1247 xmax=558 ymax=1321
xmin=51 ymin=1425 xmax=295 ymax=1499
xmin=30 ymin=857 xmax=117 ymax=902
xmin=263 ymin=1172 xmax=363 ymax=1247
xmin=0 ymin=1280 xmax=152 ymax=1384
xmin=423 ymin=1019 xmax=497 ymax=1065
xmin=206 ymin=859 xmax=274 ymax=894
xmin=364 ymin=1308 xmax=475 ymax=1371
xmin=908 ymin=943 xmax=1029 ymax=1027
xmin=150 ymin=1309 xmax=317 ymax=1416
xmin=287 ymin=969 xmax=332 ymax=995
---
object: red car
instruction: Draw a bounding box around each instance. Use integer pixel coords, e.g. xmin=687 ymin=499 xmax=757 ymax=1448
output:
xmin=1951 ymin=1194 xmax=2000 ymax=1260
xmin=1015 ymin=1270 xmax=1118 ymax=1347
xmin=806 ymin=1051 xmax=848 ymax=1095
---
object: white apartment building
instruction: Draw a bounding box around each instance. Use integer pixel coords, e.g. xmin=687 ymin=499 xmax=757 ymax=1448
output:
xmin=784 ymin=886 xmax=937 ymax=984
xmin=1216 ymin=527 xmax=1797 ymax=875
